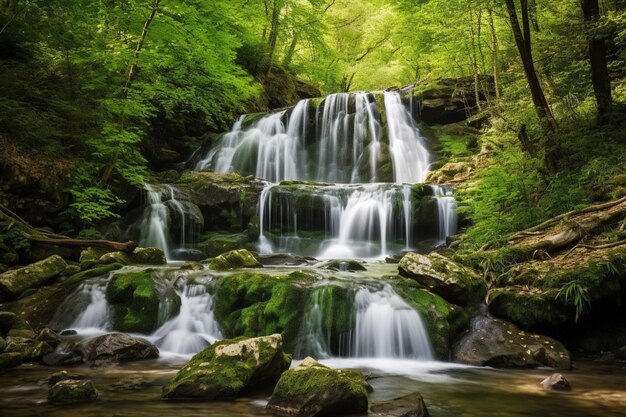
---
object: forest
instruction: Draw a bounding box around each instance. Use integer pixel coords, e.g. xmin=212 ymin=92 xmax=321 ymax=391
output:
xmin=1 ymin=1 xmax=625 ymax=416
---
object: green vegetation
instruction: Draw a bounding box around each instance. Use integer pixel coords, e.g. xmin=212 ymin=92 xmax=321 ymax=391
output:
xmin=106 ymin=269 xmax=160 ymax=333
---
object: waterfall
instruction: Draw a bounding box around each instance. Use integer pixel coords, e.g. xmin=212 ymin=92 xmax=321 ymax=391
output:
xmin=433 ymin=185 xmax=458 ymax=245
xmin=150 ymin=283 xmax=222 ymax=355
xmin=349 ymin=285 xmax=433 ymax=359
xmin=294 ymin=284 xmax=433 ymax=360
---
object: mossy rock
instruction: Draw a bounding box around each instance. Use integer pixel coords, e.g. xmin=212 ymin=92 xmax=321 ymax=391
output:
xmin=392 ymin=276 xmax=469 ymax=359
xmin=0 ymin=311 xmax=16 ymax=337
xmin=266 ymin=357 xmax=369 ymax=417
xmin=0 ymin=352 xmax=25 ymax=371
xmin=99 ymin=247 xmax=166 ymax=266
xmin=321 ymin=260 xmax=366 ymax=272
xmin=4 ymin=336 xmax=53 ymax=361
xmin=48 ymin=379 xmax=99 ymax=404
xmin=209 ymin=249 xmax=263 ymax=271
xmin=79 ymin=247 xmax=112 ymax=270
xmin=214 ymin=271 xmax=315 ymax=352
xmin=195 ymin=232 xmax=255 ymax=258
xmin=106 ymin=270 xmax=160 ymax=333
xmin=0 ymin=255 xmax=67 ymax=299
xmin=488 ymin=287 xmax=569 ymax=330
xmin=398 ymin=252 xmax=486 ymax=307
xmin=162 ymin=334 xmax=291 ymax=400
xmin=0 ymin=336 xmax=6 ymax=353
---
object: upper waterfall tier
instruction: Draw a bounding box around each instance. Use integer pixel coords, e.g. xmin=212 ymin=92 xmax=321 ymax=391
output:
xmin=196 ymin=91 xmax=430 ymax=184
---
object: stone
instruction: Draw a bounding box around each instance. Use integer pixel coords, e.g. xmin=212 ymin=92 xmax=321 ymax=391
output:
xmin=78 ymin=333 xmax=159 ymax=364
xmin=6 ymin=316 xmax=36 ymax=339
xmin=370 ymin=393 xmax=430 ymax=417
xmin=0 ymin=255 xmax=67 ymax=299
xmin=322 ymin=260 xmax=367 ymax=272
xmin=452 ymin=316 xmax=571 ymax=369
xmin=257 ymin=253 xmax=316 ymax=266
xmin=541 ymin=373 xmax=571 ymax=391
xmin=105 ymin=270 xmax=160 ymax=333
xmin=0 ymin=351 xmax=25 ymax=371
xmin=48 ymin=370 xmax=84 ymax=387
xmin=37 ymin=327 xmax=62 ymax=346
xmin=79 ymin=247 xmax=112 ymax=270
xmin=99 ymin=247 xmax=166 ymax=266
xmin=0 ymin=311 xmax=16 ymax=336
xmin=5 ymin=336 xmax=53 ymax=360
xmin=162 ymin=334 xmax=291 ymax=400
xmin=398 ymin=252 xmax=486 ymax=306
xmin=209 ymin=249 xmax=263 ymax=271
xmin=487 ymin=287 xmax=570 ymax=330
xmin=0 ymin=336 xmax=5 ymax=353
xmin=266 ymin=357 xmax=370 ymax=417
xmin=48 ymin=379 xmax=98 ymax=404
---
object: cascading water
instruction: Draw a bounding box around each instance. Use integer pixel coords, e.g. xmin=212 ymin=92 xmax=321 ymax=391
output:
xmin=433 ymin=185 xmax=458 ymax=245
xmin=50 ymin=276 xmax=112 ymax=334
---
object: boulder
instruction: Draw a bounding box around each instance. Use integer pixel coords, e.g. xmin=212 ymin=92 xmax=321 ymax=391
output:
xmin=266 ymin=357 xmax=370 ymax=417
xmin=37 ymin=327 xmax=61 ymax=346
xmin=105 ymin=270 xmax=160 ymax=333
xmin=541 ymin=373 xmax=571 ymax=391
xmin=48 ymin=370 xmax=85 ymax=387
xmin=209 ymin=249 xmax=263 ymax=271
xmin=48 ymin=379 xmax=98 ymax=404
xmin=6 ymin=316 xmax=36 ymax=339
xmin=0 ymin=311 xmax=16 ymax=336
xmin=370 ymin=393 xmax=430 ymax=417
xmin=398 ymin=252 xmax=486 ymax=306
xmin=257 ymin=253 xmax=316 ymax=266
xmin=79 ymin=247 xmax=112 ymax=270
xmin=0 ymin=255 xmax=67 ymax=299
xmin=99 ymin=247 xmax=166 ymax=266
xmin=0 ymin=351 xmax=25 ymax=371
xmin=4 ymin=336 xmax=53 ymax=361
xmin=322 ymin=260 xmax=367 ymax=272
xmin=452 ymin=316 xmax=571 ymax=369
xmin=487 ymin=287 xmax=570 ymax=329
xmin=42 ymin=342 xmax=84 ymax=366
xmin=78 ymin=333 xmax=159 ymax=364
xmin=162 ymin=334 xmax=291 ymax=400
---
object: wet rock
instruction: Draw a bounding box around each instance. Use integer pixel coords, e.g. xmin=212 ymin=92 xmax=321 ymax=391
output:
xmin=0 ymin=311 xmax=16 ymax=336
xmin=266 ymin=357 xmax=370 ymax=417
xmin=48 ymin=379 xmax=98 ymax=404
xmin=162 ymin=334 xmax=291 ymax=400
xmin=452 ymin=316 xmax=571 ymax=369
xmin=209 ymin=249 xmax=263 ymax=271
xmin=78 ymin=333 xmax=159 ymax=364
xmin=106 ymin=270 xmax=161 ymax=333
xmin=0 ymin=255 xmax=67 ymax=299
xmin=257 ymin=253 xmax=316 ymax=266
xmin=322 ymin=260 xmax=367 ymax=272
xmin=48 ymin=370 xmax=85 ymax=386
xmin=398 ymin=252 xmax=486 ymax=306
xmin=541 ymin=373 xmax=571 ymax=391
xmin=79 ymin=247 xmax=112 ymax=270
xmin=0 ymin=351 xmax=25 ymax=371
xmin=5 ymin=336 xmax=53 ymax=360
xmin=6 ymin=316 xmax=36 ymax=339
xmin=59 ymin=330 xmax=78 ymax=336
xmin=99 ymin=247 xmax=166 ymax=266
xmin=370 ymin=392 xmax=430 ymax=417
xmin=37 ymin=328 xmax=61 ymax=346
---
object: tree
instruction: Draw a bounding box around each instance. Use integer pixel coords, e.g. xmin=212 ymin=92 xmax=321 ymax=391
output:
xmin=580 ymin=0 xmax=613 ymax=124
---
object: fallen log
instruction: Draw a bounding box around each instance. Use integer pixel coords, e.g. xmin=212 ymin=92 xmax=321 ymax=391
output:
xmin=27 ymin=237 xmax=138 ymax=253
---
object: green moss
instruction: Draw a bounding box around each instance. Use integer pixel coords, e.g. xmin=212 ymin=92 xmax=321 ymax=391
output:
xmin=488 ymin=287 xmax=569 ymax=330
xmin=214 ymin=272 xmax=314 ymax=351
xmin=106 ymin=270 xmax=160 ymax=333
xmin=209 ymin=249 xmax=262 ymax=271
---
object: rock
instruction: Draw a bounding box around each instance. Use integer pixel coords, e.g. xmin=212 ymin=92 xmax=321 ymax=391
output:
xmin=487 ymin=287 xmax=570 ymax=329
xmin=398 ymin=252 xmax=486 ymax=306
xmin=48 ymin=370 xmax=84 ymax=387
xmin=60 ymin=330 xmax=78 ymax=336
xmin=322 ymin=260 xmax=367 ymax=272
xmin=370 ymin=393 xmax=430 ymax=417
xmin=162 ymin=334 xmax=291 ymax=400
xmin=266 ymin=357 xmax=369 ymax=417
xmin=425 ymin=161 xmax=475 ymax=184
xmin=257 ymin=253 xmax=316 ymax=266
xmin=0 ymin=311 xmax=16 ymax=336
xmin=37 ymin=328 xmax=61 ymax=346
xmin=5 ymin=336 xmax=53 ymax=360
xmin=195 ymin=232 xmax=256 ymax=258
xmin=7 ymin=316 xmax=36 ymax=339
xmin=0 ymin=243 xmax=19 ymax=266
xmin=209 ymin=249 xmax=263 ymax=271
xmin=48 ymin=379 xmax=98 ymax=404
xmin=0 ymin=255 xmax=67 ymax=299
xmin=0 ymin=336 xmax=5 ymax=353
xmin=79 ymin=247 xmax=112 ymax=270
xmin=541 ymin=373 xmax=571 ymax=391
xmin=105 ymin=270 xmax=160 ymax=333
xmin=78 ymin=333 xmax=159 ymax=364
xmin=452 ymin=316 xmax=571 ymax=369
xmin=99 ymin=247 xmax=166 ymax=266
xmin=42 ymin=347 xmax=83 ymax=366
xmin=0 ymin=352 xmax=25 ymax=371
xmin=295 ymin=79 xmax=321 ymax=99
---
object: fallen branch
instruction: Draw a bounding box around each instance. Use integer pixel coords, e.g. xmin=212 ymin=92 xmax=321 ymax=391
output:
xmin=28 ymin=237 xmax=138 ymax=253
xmin=563 ymin=239 xmax=626 ymax=259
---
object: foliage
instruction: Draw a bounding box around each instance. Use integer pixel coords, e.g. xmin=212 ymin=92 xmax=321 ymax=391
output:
xmin=556 ymin=280 xmax=591 ymax=322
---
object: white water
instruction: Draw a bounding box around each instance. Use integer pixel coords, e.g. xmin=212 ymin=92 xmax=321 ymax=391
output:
xmin=349 ymin=285 xmax=433 ymax=359
xmin=433 ymin=185 xmax=458 ymax=245
xmin=68 ymin=282 xmax=111 ymax=332
xmin=150 ymin=284 xmax=222 ymax=356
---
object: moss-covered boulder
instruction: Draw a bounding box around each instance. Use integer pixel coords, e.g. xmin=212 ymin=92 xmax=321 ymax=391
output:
xmin=0 ymin=351 xmax=25 ymax=371
xmin=99 ymin=247 xmax=166 ymax=266
xmin=266 ymin=357 xmax=369 ymax=417
xmin=209 ymin=249 xmax=263 ymax=271
xmin=78 ymin=333 xmax=159 ymax=363
xmin=79 ymin=247 xmax=112 ymax=270
xmin=162 ymin=334 xmax=291 ymax=400
xmin=0 ymin=255 xmax=67 ymax=299
xmin=370 ymin=393 xmax=430 ymax=417
xmin=195 ymin=232 xmax=256 ymax=258
xmin=4 ymin=336 xmax=53 ymax=361
xmin=452 ymin=316 xmax=570 ymax=369
xmin=398 ymin=252 xmax=486 ymax=307
xmin=391 ymin=276 xmax=469 ymax=359
xmin=487 ymin=287 xmax=570 ymax=329
xmin=214 ymin=271 xmax=315 ymax=352
xmin=106 ymin=270 xmax=160 ymax=333
xmin=48 ymin=379 xmax=99 ymax=404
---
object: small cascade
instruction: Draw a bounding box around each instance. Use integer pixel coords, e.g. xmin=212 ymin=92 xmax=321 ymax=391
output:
xmin=294 ymin=284 xmax=433 ymax=360
xmin=150 ymin=283 xmax=222 ymax=355
xmin=433 ymin=185 xmax=458 ymax=245
xmin=138 ymin=184 xmax=196 ymax=260
xmin=349 ymin=285 xmax=433 ymax=359
xmin=50 ymin=276 xmax=112 ymax=333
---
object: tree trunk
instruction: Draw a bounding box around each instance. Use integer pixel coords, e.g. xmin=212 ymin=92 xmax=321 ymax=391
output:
xmin=504 ymin=0 xmax=558 ymax=132
xmin=282 ymin=32 xmax=298 ymax=68
xmin=581 ymin=0 xmax=613 ymax=124
xmin=266 ymin=0 xmax=283 ymax=75
xmin=488 ymin=9 xmax=501 ymax=102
